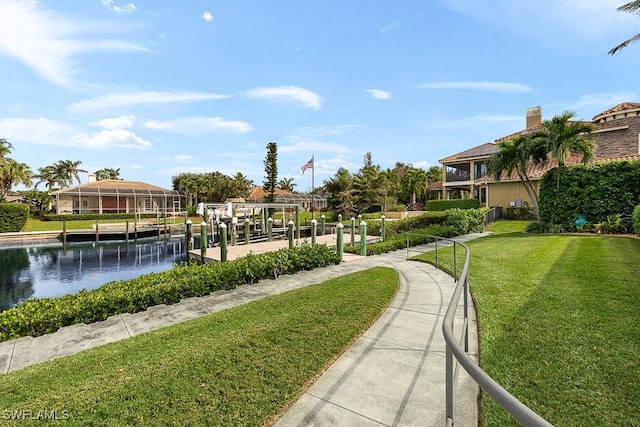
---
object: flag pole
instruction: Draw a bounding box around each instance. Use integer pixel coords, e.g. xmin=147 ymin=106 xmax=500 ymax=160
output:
xmin=311 ymin=154 xmax=315 ymax=219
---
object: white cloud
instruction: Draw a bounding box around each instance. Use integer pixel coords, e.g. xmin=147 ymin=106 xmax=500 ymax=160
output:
xmin=245 ymin=86 xmax=322 ymax=109
xmin=71 ymin=129 xmax=151 ymax=149
xmin=441 ymin=0 xmax=636 ymax=41
xmin=202 ymin=11 xmax=213 ymax=22
xmin=101 ymin=0 xmax=136 ymax=13
xmin=418 ymin=81 xmax=532 ymax=93
xmin=72 ymin=91 xmax=229 ymax=110
xmin=145 ymin=117 xmax=252 ymax=133
xmin=366 ymin=89 xmax=391 ymax=99
xmin=92 ymin=115 xmax=136 ymax=130
xmin=0 ymin=117 xmax=76 ymax=145
xmin=562 ymin=93 xmax=639 ymax=117
xmin=0 ymin=0 xmax=146 ymax=87
xmin=175 ymin=155 xmax=193 ymax=161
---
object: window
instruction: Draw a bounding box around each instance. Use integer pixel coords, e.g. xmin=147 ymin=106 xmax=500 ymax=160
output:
xmin=446 ymin=163 xmax=471 ymax=182
xmin=474 ymin=162 xmax=487 ymax=179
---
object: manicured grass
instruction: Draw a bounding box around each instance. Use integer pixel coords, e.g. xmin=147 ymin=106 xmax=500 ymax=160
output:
xmin=414 ymin=221 xmax=640 ymax=426
xmin=0 ymin=267 xmax=399 ymax=426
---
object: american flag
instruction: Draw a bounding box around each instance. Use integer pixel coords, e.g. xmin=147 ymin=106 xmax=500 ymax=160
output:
xmin=301 ymin=157 xmax=314 ymax=174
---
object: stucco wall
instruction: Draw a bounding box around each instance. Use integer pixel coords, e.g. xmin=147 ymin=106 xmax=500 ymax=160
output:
xmin=485 ymin=181 xmax=541 ymax=209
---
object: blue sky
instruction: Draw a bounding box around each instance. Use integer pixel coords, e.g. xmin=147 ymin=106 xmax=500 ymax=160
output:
xmin=1 ymin=0 xmax=638 ymax=192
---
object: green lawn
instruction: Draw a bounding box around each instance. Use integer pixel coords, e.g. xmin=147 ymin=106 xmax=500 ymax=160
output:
xmin=0 ymin=267 xmax=398 ymax=426
xmin=415 ymin=220 xmax=640 ymax=426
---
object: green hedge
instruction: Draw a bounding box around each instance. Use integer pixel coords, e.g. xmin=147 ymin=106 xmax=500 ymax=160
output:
xmin=539 ymin=160 xmax=640 ymax=229
xmin=633 ymin=205 xmax=640 ymax=235
xmin=504 ymin=207 xmax=537 ymax=220
xmin=0 ymin=243 xmax=340 ymax=342
xmin=345 ymin=208 xmax=485 ymax=256
xmin=43 ymin=213 xmax=162 ymax=222
xmin=0 ymin=203 xmax=29 ymax=233
xmin=344 ymin=224 xmax=459 ymax=255
xmin=426 ymin=199 xmax=480 ymax=211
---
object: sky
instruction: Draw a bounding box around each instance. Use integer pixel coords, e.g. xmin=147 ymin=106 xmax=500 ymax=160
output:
xmin=0 ymin=0 xmax=638 ymax=193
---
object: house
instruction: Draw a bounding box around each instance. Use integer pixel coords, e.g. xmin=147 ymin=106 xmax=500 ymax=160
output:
xmin=439 ymin=103 xmax=640 ymax=209
xmin=52 ymin=179 xmax=184 ymax=215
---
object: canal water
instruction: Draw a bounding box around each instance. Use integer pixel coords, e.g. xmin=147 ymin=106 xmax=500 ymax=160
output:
xmin=0 ymin=238 xmax=186 ymax=312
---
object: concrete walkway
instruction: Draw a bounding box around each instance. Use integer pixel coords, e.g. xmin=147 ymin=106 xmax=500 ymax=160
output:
xmin=0 ymin=234 xmax=485 ymax=426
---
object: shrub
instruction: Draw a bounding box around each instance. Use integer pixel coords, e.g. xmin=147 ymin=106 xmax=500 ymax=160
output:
xmin=593 ymin=214 xmax=629 ymax=234
xmin=426 ymin=199 xmax=480 ymax=211
xmin=539 ymin=160 xmax=640 ymax=229
xmin=0 ymin=243 xmax=340 ymax=342
xmin=504 ymin=207 xmax=537 ymax=221
xmin=0 ymin=203 xmax=29 ymax=232
xmin=633 ymin=205 xmax=640 ymax=235
xmin=344 ymin=224 xmax=460 ymax=256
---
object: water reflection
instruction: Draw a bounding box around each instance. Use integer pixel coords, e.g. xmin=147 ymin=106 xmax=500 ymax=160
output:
xmin=0 ymin=238 xmax=185 ymax=312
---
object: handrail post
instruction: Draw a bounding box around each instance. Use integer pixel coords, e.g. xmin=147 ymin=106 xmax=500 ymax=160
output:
xmin=446 ymin=344 xmax=454 ymax=425
xmin=453 ymin=242 xmax=457 ymax=282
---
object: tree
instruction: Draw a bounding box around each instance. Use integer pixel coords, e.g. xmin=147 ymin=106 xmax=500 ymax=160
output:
xmin=609 ymin=1 xmax=640 ymax=54
xmin=403 ymin=167 xmax=428 ymax=207
xmin=0 ymin=159 xmax=32 ymax=201
xmin=486 ymin=134 xmax=546 ymax=221
xmin=33 ymin=166 xmax=64 ymax=191
xmin=231 ymin=172 xmax=253 ymax=199
xmin=56 ymin=160 xmax=87 ymax=187
xmin=263 ymin=142 xmax=278 ymax=203
xmin=323 ymin=167 xmax=353 ymax=215
xmin=0 ymin=138 xmax=12 ymax=159
xmin=95 ymin=168 xmax=121 ymax=181
xmin=277 ymin=177 xmax=296 ymax=192
xmin=532 ymin=111 xmax=596 ymax=188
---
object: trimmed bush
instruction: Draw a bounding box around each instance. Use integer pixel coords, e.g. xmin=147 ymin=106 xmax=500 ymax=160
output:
xmin=426 ymin=199 xmax=480 ymax=211
xmin=0 ymin=203 xmax=29 ymax=232
xmin=344 ymin=224 xmax=459 ymax=255
xmin=539 ymin=160 xmax=640 ymax=229
xmin=0 ymin=243 xmax=340 ymax=342
xmin=504 ymin=207 xmax=537 ymax=221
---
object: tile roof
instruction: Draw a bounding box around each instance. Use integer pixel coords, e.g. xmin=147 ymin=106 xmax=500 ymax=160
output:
xmin=439 ymin=142 xmax=497 ymax=163
xmin=593 ymin=102 xmax=640 ymax=121
xmin=249 ymin=186 xmax=295 ymax=200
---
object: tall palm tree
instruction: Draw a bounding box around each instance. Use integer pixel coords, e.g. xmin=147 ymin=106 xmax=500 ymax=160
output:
xmin=486 ymin=134 xmax=546 ymax=221
xmin=33 ymin=166 xmax=64 ymax=191
xmin=0 ymin=138 xmax=13 ymax=159
xmin=55 ymin=160 xmax=87 ymax=187
xmin=609 ymin=1 xmax=640 ymax=54
xmin=532 ymin=111 xmax=596 ymax=188
xmin=232 ymin=172 xmax=253 ymax=198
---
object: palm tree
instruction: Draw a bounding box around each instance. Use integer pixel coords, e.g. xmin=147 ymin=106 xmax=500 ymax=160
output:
xmin=33 ymin=166 xmax=64 ymax=191
xmin=0 ymin=159 xmax=32 ymax=200
xmin=232 ymin=172 xmax=253 ymax=198
xmin=0 ymin=138 xmax=12 ymax=159
xmin=609 ymin=1 xmax=640 ymax=54
xmin=95 ymin=168 xmax=121 ymax=181
xmin=55 ymin=160 xmax=87 ymax=187
xmin=323 ymin=167 xmax=353 ymax=213
xmin=277 ymin=177 xmax=296 ymax=192
xmin=486 ymin=134 xmax=546 ymax=221
xmin=532 ymin=111 xmax=596 ymax=188
xmin=403 ymin=167 xmax=428 ymax=207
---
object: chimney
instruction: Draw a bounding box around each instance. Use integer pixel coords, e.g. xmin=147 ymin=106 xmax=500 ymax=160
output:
xmin=88 ymin=173 xmax=96 ymax=183
xmin=526 ymin=106 xmax=542 ymax=128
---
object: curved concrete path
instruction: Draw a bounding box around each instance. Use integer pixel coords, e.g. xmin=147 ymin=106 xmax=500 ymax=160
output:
xmin=0 ymin=235 xmax=485 ymax=426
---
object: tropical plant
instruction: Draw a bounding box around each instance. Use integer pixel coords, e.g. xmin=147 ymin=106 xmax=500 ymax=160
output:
xmin=33 ymin=166 xmax=63 ymax=191
xmin=0 ymin=138 xmax=12 ymax=159
xmin=95 ymin=167 xmax=121 ymax=181
xmin=609 ymin=1 xmax=640 ymax=54
xmin=56 ymin=160 xmax=87 ymax=187
xmin=532 ymin=111 xmax=596 ymax=188
xmin=0 ymin=159 xmax=32 ymax=201
xmin=277 ymin=177 xmax=296 ymax=192
xmin=486 ymin=134 xmax=546 ymax=221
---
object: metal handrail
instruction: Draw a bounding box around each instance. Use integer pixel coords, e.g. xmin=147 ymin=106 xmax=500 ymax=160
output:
xmin=407 ymin=234 xmax=553 ymax=426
